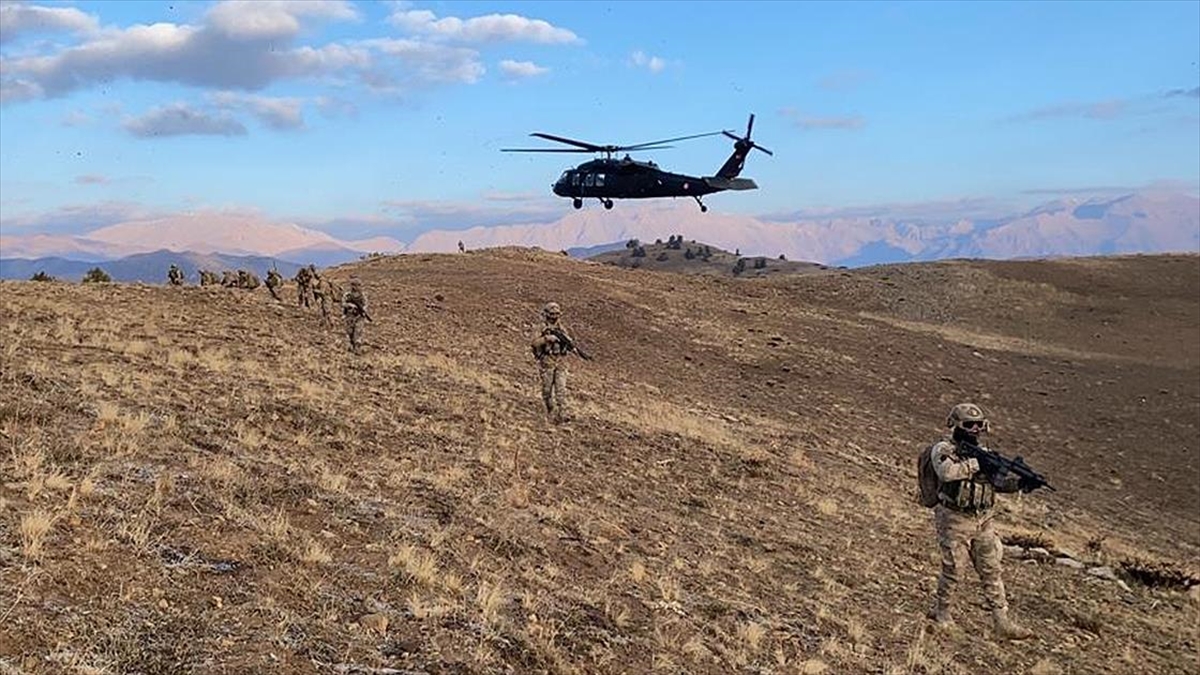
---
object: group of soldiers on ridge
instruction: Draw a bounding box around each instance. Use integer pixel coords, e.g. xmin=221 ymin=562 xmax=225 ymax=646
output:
xmin=166 ymin=263 xmax=369 ymax=354
xmin=164 ymin=255 xmax=1046 ymax=643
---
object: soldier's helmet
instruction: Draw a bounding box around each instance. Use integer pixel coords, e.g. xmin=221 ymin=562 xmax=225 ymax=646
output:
xmin=542 ymin=302 xmax=562 ymax=319
xmin=349 ymin=278 xmax=361 ymax=289
xmin=946 ymin=402 xmax=990 ymax=433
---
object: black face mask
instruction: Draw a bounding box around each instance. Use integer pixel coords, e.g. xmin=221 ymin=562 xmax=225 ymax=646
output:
xmin=952 ymin=426 xmax=979 ymax=446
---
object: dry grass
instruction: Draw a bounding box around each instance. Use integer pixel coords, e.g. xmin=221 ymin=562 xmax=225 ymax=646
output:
xmin=20 ymin=509 xmax=55 ymax=559
xmin=0 ymin=255 xmax=1195 ymax=675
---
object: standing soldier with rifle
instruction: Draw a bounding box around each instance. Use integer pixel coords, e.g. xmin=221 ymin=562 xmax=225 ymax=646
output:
xmin=295 ymin=265 xmax=314 ymax=308
xmin=341 ymin=278 xmax=370 ymax=354
xmin=530 ymin=301 xmax=591 ymax=424
xmin=266 ymin=267 xmax=283 ymax=301
xmin=919 ymin=403 xmax=1050 ymax=640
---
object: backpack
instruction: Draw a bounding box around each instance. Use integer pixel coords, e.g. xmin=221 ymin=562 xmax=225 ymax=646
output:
xmin=917 ymin=444 xmax=941 ymax=508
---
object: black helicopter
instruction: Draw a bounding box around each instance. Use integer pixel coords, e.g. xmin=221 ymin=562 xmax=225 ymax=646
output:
xmin=502 ymin=114 xmax=771 ymax=212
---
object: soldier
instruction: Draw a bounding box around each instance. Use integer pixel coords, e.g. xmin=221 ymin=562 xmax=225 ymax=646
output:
xmin=167 ymin=264 xmax=184 ymax=286
xmin=240 ymin=269 xmax=261 ymax=290
xmin=295 ymin=265 xmax=314 ymax=307
xmin=927 ymin=403 xmax=1033 ymax=640
xmin=265 ymin=268 xmax=283 ymax=301
xmin=458 ymin=240 xmax=465 ymax=253
xmin=221 ymin=270 xmax=238 ymax=287
xmin=341 ymin=278 xmax=369 ymax=353
xmin=529 ymin=302 xmax=585 ymax=424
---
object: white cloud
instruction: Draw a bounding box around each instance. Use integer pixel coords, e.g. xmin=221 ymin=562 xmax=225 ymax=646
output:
xmin=205 ymin=0 xmax=359 ymax=41
xmin=123 ymin=103 xmax=247 ymax=137
xmin=359 ymin=38 xmax=484 ymax=86
xmin=210 ymin=92 xmax=305 ymax=130
xmin=0 ymin=3 xmax=99 ymax=44
xmin=388 ymin=9 xmax=581 ymax=44
xmin=498 ymin=59 xmax=548 ymax=79
xmin=630 ymin=50 xmax=666 ymax=74
xmin=0 ymin=3 xmax=368 ymax=102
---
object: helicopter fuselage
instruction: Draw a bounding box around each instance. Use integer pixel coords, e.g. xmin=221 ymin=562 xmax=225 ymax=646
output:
xmin=552 ymin=158 xmax=721 ymax=200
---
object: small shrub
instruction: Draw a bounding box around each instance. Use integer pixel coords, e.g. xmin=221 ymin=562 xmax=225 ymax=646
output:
xmin=655 ymin=251 xmax=669 ymax=262
xmin=625 ymin=238 xmax=640 ymax=249
xmin=30 ymin=271 xmax=55 ymax=282
xmin=82 ymin=267 xmax=111 ymax=283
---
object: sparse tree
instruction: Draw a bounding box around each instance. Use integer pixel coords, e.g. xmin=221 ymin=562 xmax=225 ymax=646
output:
xmin=30 ymin=271 xmax=55 ymax=282
xmin=779 ymin=253 xmax=787 ymax=261
xmin=655 ymin=238 xmax=664 ymax=245
xmin=82 ymin=267 xmax=111 ymax=283
xmin=732 ymin=258 xmax=746 ymax=276
xmin=684 ymin=248 xmax=696 ymax=260
xmin=626 ymin=238 xmax=640 ymax=249
xmin=631 ymin=246 xmax=647 ymax=258
xmin=667 ymin=235 xmax=682 ymax=250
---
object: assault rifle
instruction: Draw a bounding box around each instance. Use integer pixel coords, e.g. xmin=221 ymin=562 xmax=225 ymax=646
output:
xmin=959 ymin=441 xmax=1055 ymax=493
xmin=545 ymin=326 xmax=592 ymax=360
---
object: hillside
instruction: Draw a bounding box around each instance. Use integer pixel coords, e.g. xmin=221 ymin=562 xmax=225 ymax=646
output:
xmin=588 ymin=239 xmax=829 ymax=277
xmin=1 ymin=251 xmax=1198 ymax=675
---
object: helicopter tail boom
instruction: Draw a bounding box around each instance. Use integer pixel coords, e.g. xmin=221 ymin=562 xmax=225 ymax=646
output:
xmin=704 ymin=177 xmax=757 ymax=191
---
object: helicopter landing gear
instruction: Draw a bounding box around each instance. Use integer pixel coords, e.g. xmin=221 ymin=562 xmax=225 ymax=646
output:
xmin=693 ymin=196 xmax=708 ymax=213
xmin=602 ymin=198 xmax=614 ymax=210
xmin=572 ymin=198 xmax=583 ymax=210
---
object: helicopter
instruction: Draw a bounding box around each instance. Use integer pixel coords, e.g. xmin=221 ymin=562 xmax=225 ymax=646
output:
xmin=502 ymin=114 xmax=771 ymax=212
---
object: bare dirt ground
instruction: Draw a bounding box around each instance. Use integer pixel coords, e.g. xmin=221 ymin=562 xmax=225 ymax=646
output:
xmin=1 ymin=250 xmax=1197 ymax=675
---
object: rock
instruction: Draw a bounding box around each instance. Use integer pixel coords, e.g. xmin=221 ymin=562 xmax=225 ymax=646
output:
xmin=1087 ymin=566 xmax=1120 ymax=582
xmin=1055 ymin=557 xmax=1085 ymax=570
xmin=1188 ymin=585 xmax=1200 ymax=604
xmin=1116 ymin=580 xmax=1132 ymax=593
xmin=359 ymin=613 xmax=388 ymax=635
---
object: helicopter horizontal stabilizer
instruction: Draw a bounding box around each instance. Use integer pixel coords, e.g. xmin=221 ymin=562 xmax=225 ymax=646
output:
xmin=704 ymin=177 xmax=758 ymax=191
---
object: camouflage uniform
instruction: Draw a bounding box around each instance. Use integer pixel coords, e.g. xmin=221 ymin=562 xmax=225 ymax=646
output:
xmin=236 ymin=269 xmax=260 ymax=290
xmin=221 ymin=270 xmax=238 ymax=287
xmin=313 ymin=274 xmax=341 ymax=326
xmin=530 ymin=302 xmax=579 ymax=423
xmin=167 ymin=264 xmax=184 ymax=286
xmin=929 ymin=403 xmax=1032 ymax=640
xmin=198 ymin=270 xmax=216 ymax=286
xmin=295 ymin=265 xmax=314 ymax=307
xmin=266 ymin=269 xmax=283 ymax=301
xmin=341 ymin=279 xmax=368 ymax=353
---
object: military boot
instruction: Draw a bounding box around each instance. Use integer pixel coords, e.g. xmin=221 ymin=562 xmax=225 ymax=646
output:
xmin=926 ymin=599 xmax=953 ymax=627
xmin=992 ymin=609 xmax=1033 ymax=640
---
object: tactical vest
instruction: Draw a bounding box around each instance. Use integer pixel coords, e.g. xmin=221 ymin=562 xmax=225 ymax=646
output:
xmin=935 ymin=442 xmax=996 ymax=513
xmin=541 ymin=325 xmax=571 ymax=357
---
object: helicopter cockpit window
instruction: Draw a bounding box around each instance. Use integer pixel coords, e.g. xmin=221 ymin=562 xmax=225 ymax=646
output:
xmin=595 ymin=173 xmax=605 ymax=186
xmin=583 ymin=174 xmax=595 ymax=187
xmin=559 ymin=171 xmax=570 ymax=182
xmin=571 ymin=173 xmax=580 ymax=186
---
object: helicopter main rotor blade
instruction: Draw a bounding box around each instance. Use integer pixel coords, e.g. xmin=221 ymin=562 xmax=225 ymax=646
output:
xmin=501 ymin=148 xmax=597 ymax=153
xmin=621 ymin=131 xmax=724 ymax=151
xmin=528 ymin=132 xmax=607 ymax=152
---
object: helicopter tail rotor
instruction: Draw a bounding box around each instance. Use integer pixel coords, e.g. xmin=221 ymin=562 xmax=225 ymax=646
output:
xmin=721 ymin=113 xmax=773 ymax=157
xmin=714 ymin=113 xmax=772 ymax=180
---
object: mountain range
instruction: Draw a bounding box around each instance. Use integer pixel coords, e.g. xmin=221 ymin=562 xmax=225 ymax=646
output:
xmin=1 ymin=191 xmax=1196 ymax=278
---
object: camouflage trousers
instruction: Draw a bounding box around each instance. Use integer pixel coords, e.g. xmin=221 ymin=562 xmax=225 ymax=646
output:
xmin=298 ymin=284 xmax=312 ymax=308
xmin=934 ymin=505 xmax=1008 ymax=613
xmin=344 ymin=314 xmax=364 ymax=353
xmin=538 ymin=362 xmax=568 ymax=421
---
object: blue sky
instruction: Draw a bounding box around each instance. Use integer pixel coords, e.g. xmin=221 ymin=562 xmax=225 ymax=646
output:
xmin=1 ymin=0 xmax=1197 ymax=240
